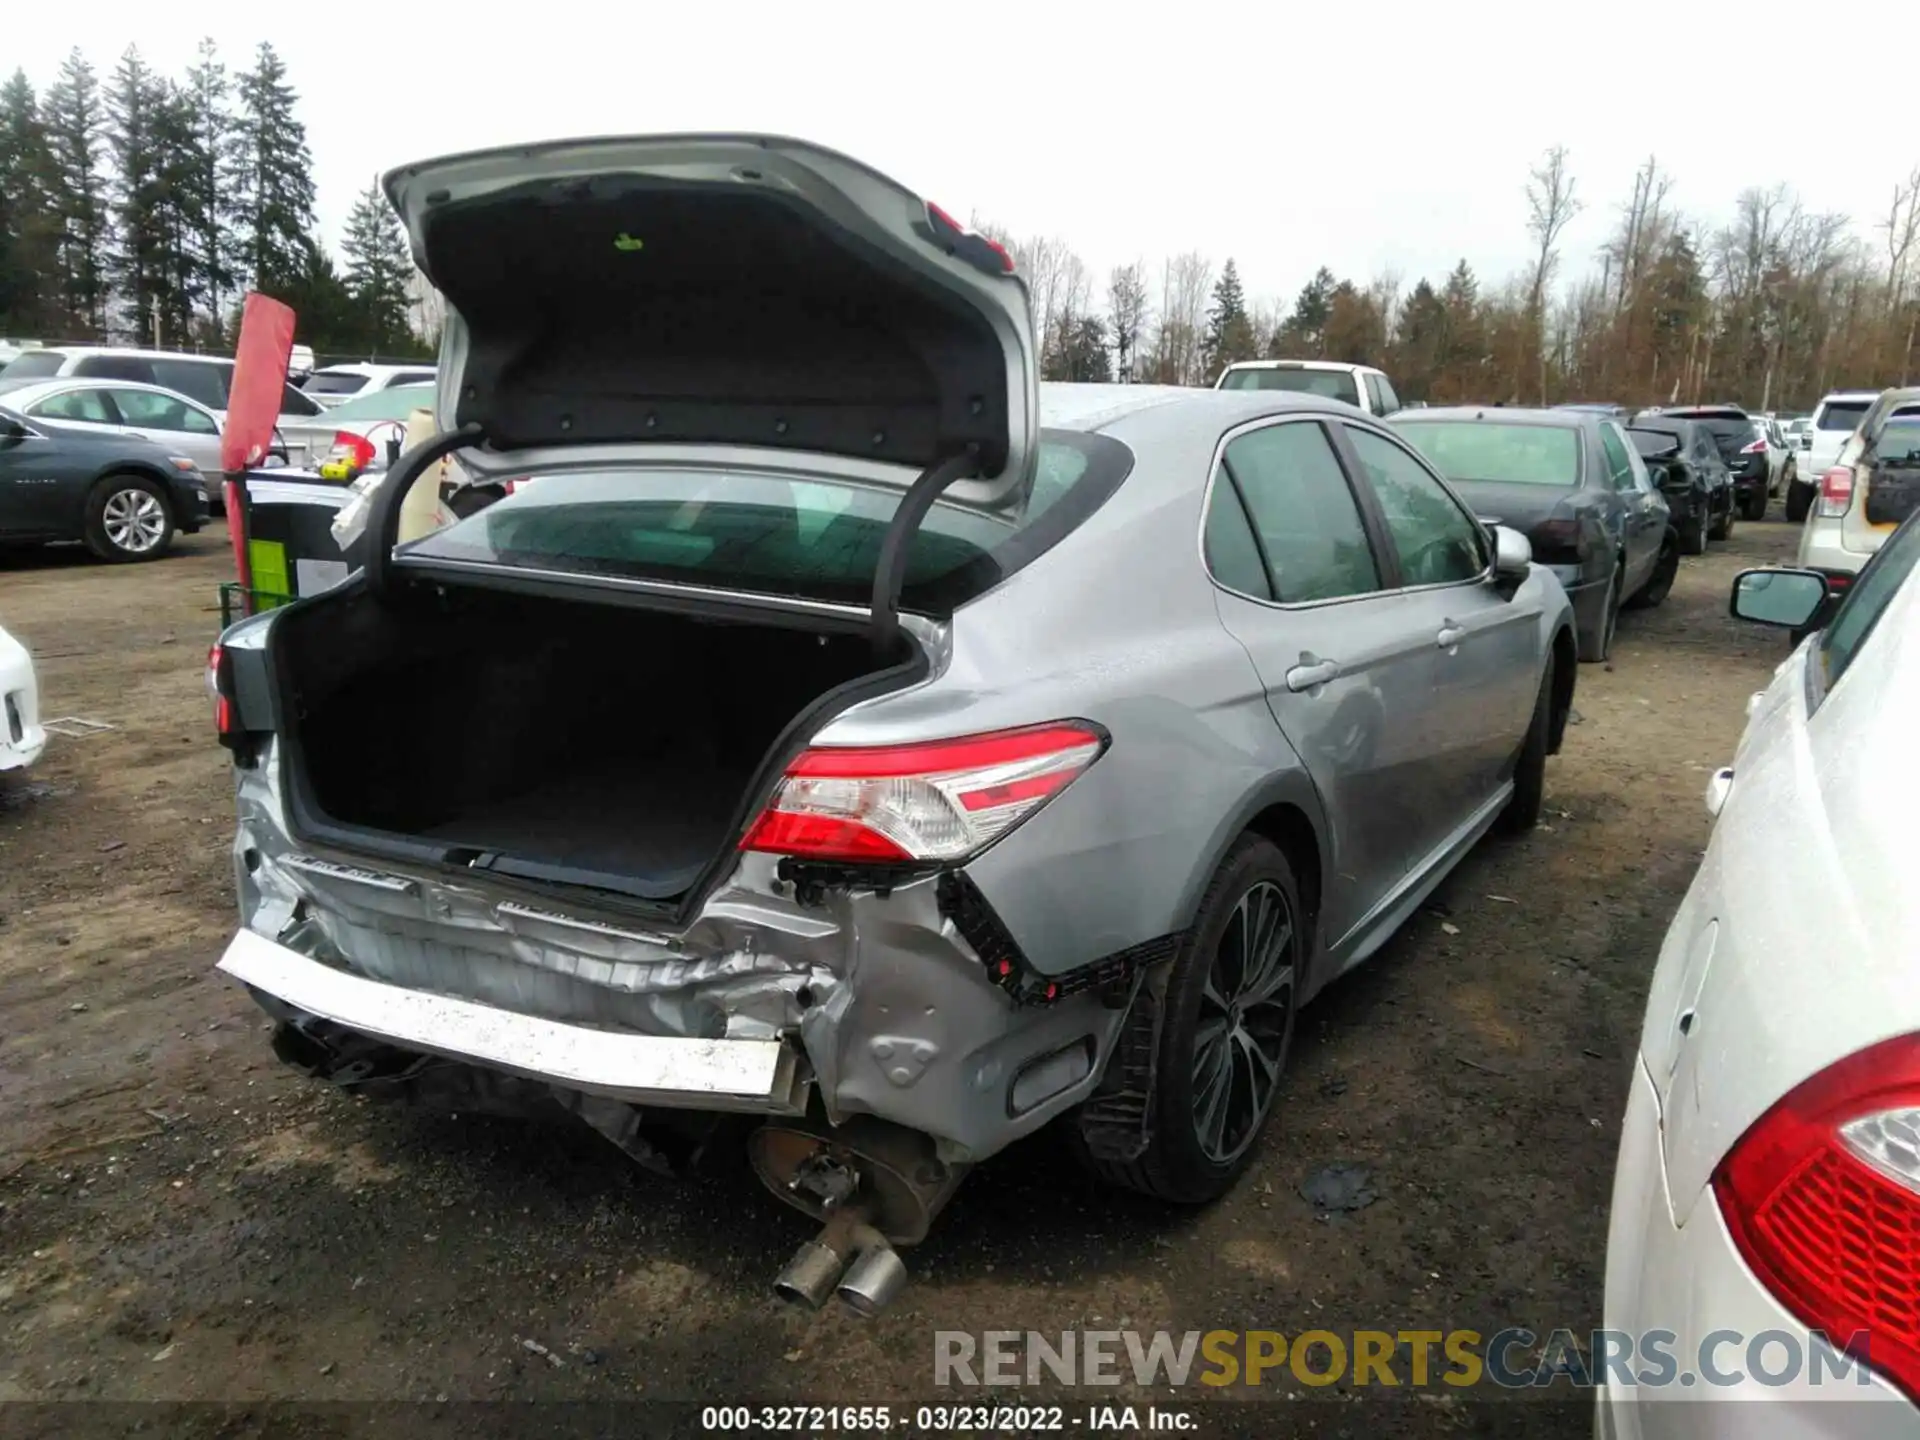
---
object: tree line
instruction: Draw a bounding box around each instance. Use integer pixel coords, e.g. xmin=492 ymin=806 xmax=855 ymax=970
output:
xmin=0 ymin=42 xmax=426 ymax=358
xmin=986 ymin=147 xmax=1920 ymax=414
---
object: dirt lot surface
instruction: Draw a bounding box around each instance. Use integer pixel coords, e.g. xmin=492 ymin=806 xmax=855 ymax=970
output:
xmin=0 ymin=519 xmax=1801 ymax=1435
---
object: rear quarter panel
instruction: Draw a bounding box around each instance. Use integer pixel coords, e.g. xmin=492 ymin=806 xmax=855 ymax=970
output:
xmin=1653 ymin=590 xmax=1920 ymax=1227
xmin=814 ymin=410 xmax=1326 ymax=977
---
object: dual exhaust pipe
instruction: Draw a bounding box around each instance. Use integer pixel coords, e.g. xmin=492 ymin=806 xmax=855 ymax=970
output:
xmin=773 ymin=1208 xmax=908 ymax=1317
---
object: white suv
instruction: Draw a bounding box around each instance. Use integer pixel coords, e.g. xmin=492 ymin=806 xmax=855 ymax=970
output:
xmin=0 ymin=345 xmax=323 ymax=428
xmin=1785 ymin=390 xmax=1879 ymax=521
xmin=1214 ymin=359 xmax=1403 ymax=415
xmin=1797 ymin=387 xmax=1920 ymax=603
xmin=302 ymin=362 xmax=439 ymax=410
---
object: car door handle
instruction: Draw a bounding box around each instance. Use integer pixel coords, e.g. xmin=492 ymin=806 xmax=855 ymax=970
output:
xmin=1436 ymin=624 xmax=1466 ymax=649
xmin=1285 ymin=660 xmax=1339 ymax=693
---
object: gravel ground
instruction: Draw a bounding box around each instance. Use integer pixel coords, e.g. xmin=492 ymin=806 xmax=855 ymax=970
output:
xmin=0 ymin=516 xmax=1801 ymax=1436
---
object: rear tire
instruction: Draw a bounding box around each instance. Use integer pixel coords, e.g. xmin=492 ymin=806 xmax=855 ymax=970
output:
xmin=1680 ymin=516 xmax=1708 ymax=556
xmin=1076 ymin=836 xmax=1301 ymax=1205
xmin=1496 ymin=655 xmax=1553 ymax=837
xmin=1786 ymin=480 xmax=1814 ymax=524
xmin=84 ymin=475 xmax=176 ymax=562
xmin=1741 ymin=489 xmax=1768 ymax=521
xmin=1709 ymin=501 xmax=1734 ymax=542
xmin=1626 ymin=532 xmax=1678 ymax=610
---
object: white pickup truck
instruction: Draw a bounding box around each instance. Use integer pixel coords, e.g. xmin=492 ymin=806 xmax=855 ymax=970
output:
xmin=1215 ymin=359 xmax=1404 ymax=415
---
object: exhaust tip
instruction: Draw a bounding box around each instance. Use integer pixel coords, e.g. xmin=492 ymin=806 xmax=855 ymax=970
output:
xmin=835 ymin=1243 xmax=908 ymax=1317
xmin=773 ymin=1240 xmax=847 ymax=1310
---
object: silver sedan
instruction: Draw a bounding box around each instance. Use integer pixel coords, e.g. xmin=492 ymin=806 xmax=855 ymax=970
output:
xmin=0 ymin=376 xmax=226 ymax=476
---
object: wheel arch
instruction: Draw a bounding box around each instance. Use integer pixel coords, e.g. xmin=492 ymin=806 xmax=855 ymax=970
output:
xmin=1548 ymin=625 xmax=1577 ymax=754
xmin=1175 ymin=769 xmax=1329 ymax=980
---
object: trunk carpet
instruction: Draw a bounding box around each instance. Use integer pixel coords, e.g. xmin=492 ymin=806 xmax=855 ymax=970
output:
xmin=418 ymin=760 xmax=753 ymax=887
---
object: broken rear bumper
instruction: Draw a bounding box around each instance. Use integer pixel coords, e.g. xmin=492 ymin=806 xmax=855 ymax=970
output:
xmin=219 ymin=928 xmax=808 ymax=1112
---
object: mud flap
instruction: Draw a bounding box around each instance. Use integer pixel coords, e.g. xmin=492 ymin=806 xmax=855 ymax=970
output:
xmin=1072 ymin=967 xmax=1173 ymax=1164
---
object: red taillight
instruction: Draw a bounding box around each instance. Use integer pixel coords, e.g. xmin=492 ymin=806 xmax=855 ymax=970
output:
xmin=1742 ymin=439 xmax=1769 ymax=454
xmin=1817 ymin=465 xmax=1855 ymax=518
xmin=925 ymin=201 xmax=1017 ymax=275
xmin=739 ymin=722 xmax=1105 ymax=864
xmin=207 ymin=644 xmax=237 ymax=743
xmin=1714 ymin=1033 xmax=1920 ymax=1400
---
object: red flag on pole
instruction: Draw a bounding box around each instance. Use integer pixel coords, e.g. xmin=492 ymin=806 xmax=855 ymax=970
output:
xmin=222 ymin=293 xmax=295 ymax=475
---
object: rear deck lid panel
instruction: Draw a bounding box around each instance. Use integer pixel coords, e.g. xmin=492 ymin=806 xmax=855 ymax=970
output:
xmin=384 ymin=135 xmax=1039 ymax=500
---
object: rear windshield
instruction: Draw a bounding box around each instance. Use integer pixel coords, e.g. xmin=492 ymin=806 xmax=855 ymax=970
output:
xmin=1387 ymin=420 xmax=1581 ymax=486
xmin=1220 ymin=367 xmax=1361 ymax=406
xmin=399 ymin=433 xmax=1132 ymax=612
xmin=0 ymin=350 xmax=65 ymax=379
xmin=1627 ymin=428 xmax=1681 ymax=457
xmin=305 ymin=372 xmax=370 ymax=396
xmin=1817 ymin=400 xmax=1872 ymax=431
xmin=321 ymin=383 xmax=435 ymax=423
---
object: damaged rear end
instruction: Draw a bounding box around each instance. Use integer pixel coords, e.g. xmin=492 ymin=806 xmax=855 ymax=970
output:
xmin=213 ymin=134 xmax=1136 ymax=1313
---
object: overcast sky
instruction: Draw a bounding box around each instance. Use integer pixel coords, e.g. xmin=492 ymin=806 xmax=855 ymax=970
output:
xmin=11 ymin=0 xmax=1915 ymax=311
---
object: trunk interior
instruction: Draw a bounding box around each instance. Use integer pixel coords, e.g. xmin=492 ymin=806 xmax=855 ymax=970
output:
xmin=272 ymin=580 xmax=903 ymax=902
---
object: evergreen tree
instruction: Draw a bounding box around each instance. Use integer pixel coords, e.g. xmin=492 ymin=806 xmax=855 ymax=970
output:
xmin=151 ymin=83 xmax=210 ymax=346
xmin=340 ymin=180 xmax=415 ymax=353
xmin=1393 ymin=278 xmax=1448 ymax=400
xmin=276 ymin=236 xmax=358 ymax=352
xmin=1439 ymin=259 xmax=1486 ymax=383
xmin=232 ymin=41 xmax=315 ymax=296
xmin=1204 ymin=258 xmax=1254 ymax=372
xmin=1273 ymin=266 xmax=1338 ymax=356
xmin=107 ymin=45 xmax=170 ymax=340
xmin=182 ymin=38 xmax=235 ymax=333
xmin=0 ymin=70 xmax=62 ymax=334
xmin=42 ymin=48 xmax=109 ymax=333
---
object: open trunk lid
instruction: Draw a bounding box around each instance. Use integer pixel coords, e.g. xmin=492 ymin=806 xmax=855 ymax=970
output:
xmin=383 ymin=134 xmax=1039 ymax=507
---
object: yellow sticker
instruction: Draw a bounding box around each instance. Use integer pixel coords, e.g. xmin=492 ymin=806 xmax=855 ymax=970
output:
xmin=613 ymin=232 xmax=645 ymax=253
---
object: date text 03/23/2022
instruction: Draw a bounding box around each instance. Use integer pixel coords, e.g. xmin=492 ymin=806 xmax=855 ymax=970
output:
xmin=700 ymin=1405 xmax=1197 ymax=1432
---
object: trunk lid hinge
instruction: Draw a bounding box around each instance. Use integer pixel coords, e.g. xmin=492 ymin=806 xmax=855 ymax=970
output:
xmin=867 ymin=450 xmax=983 ymax=657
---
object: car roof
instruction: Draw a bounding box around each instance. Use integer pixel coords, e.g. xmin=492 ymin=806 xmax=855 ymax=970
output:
xmin=1392 ymin=405 xmax=1588 ymax=429
xmin=312 ymin=362 xmax=430 ymax=377
xmin=38 ymin=345 xmax=234 ymax=365
xmin=1040 ymin=382 xmax=1351 ymax=434
xmin=1820 ymin=390 xmax=1883 ymax=402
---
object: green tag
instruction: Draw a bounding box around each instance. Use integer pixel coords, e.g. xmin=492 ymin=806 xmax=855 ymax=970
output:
xmin=248 ymin=538 xmax=291 ymax=607
xmin=613 ymin=232 xmax=645 ymax=253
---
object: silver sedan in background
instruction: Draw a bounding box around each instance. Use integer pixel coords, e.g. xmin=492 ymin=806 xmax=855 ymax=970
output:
xmin=0 ymin=376 xmax=225 ymax=476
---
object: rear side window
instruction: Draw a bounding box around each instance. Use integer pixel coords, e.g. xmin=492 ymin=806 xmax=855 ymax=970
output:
xmin=29 ymin=388 xmax=115 ymax=423
xmin=280 ymin=383 xmax=322 ymax=417
xmin=0 ymin=350 xmax=66 ymax=379
xmin=150 ymin=359 xmax=229 ymax=409
xmin=389 ymin=371 xmax=436 ymax=387
xmin=1211 ymin=420 xmax=1379 ymax=603
xmin=73 ymin=354 xmax=157 ymax=385
xmin=1374 ymin=374 xmax=1402 ymax=414
xmin=398 ymin=432 xmax=1132 ymax=614
xmin=306 ymin=372 xmax=370 ymax=396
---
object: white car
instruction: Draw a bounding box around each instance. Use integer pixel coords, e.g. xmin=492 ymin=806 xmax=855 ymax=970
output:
xmin=0 ymin=622 xmax=46 ymax=773
xmin=1797 ymin=387 xmax=1920 ymax=600
xmin=1786 ymin=391 xmax=1880 ymax=522
xmin=1599 ymin=512 xmax=1920 ymax=1435
xmin=300 ymin=362 xmax=438 ymax=410
xmin=1214 ymin=359 xmax=1404 ymax=415
xmin=0 ymin=344 xmax=324 ymax=431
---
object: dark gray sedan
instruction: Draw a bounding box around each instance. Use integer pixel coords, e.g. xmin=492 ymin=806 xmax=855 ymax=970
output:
xmin=0 ymin=403 xmax=210 ymax=559
xmin=1389 ymin=407 xmax=1678 ymax=662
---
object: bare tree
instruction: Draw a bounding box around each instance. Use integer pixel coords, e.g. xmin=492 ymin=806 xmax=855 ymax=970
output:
xmin=1145 ymin=251 xmax=1213 ymax=386
xmin=1523 ymin=146 xmax=1582 ymax=402
xmin=1106 ymin=261 xmax=1151 ymax=381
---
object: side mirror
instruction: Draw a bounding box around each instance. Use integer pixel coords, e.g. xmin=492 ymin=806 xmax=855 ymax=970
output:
xmin=1491 ymin=524 xmax=1531 ymax=583
xmin=1730 ymin=568 xmax=1829 ymax=629
xmin=1798 ymin=434 xmax=1813 ymax=450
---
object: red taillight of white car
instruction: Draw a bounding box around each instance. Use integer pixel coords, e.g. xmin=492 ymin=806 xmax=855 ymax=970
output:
xmin=1817 ymin=465 xmax=1856 ymax=518
xmin=1714 ymin=1033 xmax=1920 ymax=1400
xmin=739 ymin=722 xmax=1106 ymax=863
